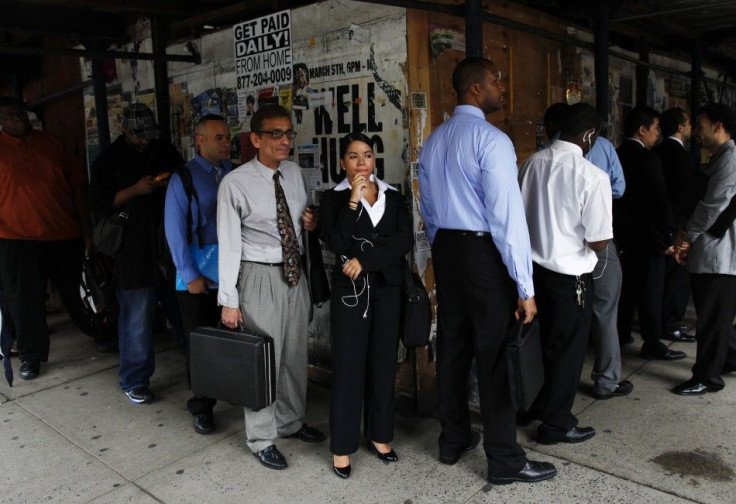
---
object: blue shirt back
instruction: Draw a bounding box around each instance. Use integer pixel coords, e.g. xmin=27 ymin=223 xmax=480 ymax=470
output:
xmin=164 ymin=154 xmax=233 ymax=285
xmin=418 ymin=105 xmax=535 ymax=299
xmin=585 ymin=136 xmax=626 ymax=198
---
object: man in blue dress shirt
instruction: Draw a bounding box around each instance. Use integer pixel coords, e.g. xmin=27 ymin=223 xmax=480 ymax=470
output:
xmin=164 ymin=114 xmax=233 ymax=434
xmin=418 ymin=57 xmax=556 ymax=485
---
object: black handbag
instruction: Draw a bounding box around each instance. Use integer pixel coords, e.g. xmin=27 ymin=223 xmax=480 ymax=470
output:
xmin=93 ymin=205 xmax=131 ymax=258
xmin=505 ymin=318 xmax=544 ymax=412
xmin=400 ymin=262 xmax=431 ymax=348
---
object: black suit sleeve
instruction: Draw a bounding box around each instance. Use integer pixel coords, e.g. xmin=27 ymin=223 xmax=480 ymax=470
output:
xmin=319 ymin=189 xmax=361 ymax=257
xmin=357 ymin=194 xmax=413 ymax=272
xmin=645 ymin=152 xmax=676 ymax=241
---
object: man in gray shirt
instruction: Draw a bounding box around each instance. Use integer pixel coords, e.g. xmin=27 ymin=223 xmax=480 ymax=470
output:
xmin=217 ymin=105 xmax=324 ymax=470
xmin=673 ymin=102 xmax=736 ymax=395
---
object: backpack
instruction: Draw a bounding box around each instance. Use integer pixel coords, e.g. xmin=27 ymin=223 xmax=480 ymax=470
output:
xmin=80 ymin=251 xmax=118 ymax=335
xmin=158 ymin=165 xmax=203 ymax=282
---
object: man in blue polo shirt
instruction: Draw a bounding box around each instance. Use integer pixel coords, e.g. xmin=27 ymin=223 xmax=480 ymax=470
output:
xmin=165 ymin=114 xmax=233 ymax=434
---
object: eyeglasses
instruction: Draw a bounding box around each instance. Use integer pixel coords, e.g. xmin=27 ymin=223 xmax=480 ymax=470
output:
xmin=257 ymin=129 xmax=297 ymax=140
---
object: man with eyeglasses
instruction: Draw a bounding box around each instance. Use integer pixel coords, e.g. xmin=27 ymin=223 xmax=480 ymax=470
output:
xmin=0 ymin=96 xmax=96 ymax=380
xmin=218 ymin=104 xmax=325 ymax=471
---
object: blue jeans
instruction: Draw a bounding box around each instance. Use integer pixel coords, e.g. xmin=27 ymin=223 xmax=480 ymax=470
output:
xmin=117 ymin=287 xmax=157 ymax=391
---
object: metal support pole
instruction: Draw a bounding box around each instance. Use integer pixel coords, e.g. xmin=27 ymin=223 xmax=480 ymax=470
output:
xmin=91 ymin=51 xmax=110 ymax=151
xmin=151 ymin=15 xmax=172 ymax=143
xmin=635 ymin=38 xmax=649 ymax=106
xmin=594 ymin=0 xmax=611 ymax=129
xmin=690 ymin=42 xmax=703 ymax=164
xmin=465 ymin=0 xmax=483 ymax=57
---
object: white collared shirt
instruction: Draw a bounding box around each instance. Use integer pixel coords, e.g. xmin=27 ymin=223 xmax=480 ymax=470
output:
xmin=334 ymin=174 xmax=396 ymax=226
xmin=519 ymin=140 xmax=613 ymax=275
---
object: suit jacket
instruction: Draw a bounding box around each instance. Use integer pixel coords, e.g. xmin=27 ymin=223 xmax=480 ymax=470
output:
xmin=320 ymin=184 xmax=413 ymax=289
xmin=653 ymin=138 xmax=701 ymax=226
xmin=614 ymin=139 xmax=675 ymax=254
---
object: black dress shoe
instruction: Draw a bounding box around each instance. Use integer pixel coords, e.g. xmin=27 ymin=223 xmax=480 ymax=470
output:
xmin=672 ymin=379 xmax=721 ymax=396
xmin=333 ymin=464 xmax=351 ymax=479
xmin=283 ymin=424 xmax=326 ymax=443
xmin=439 ymin=430 xmax=481 ymax=465
xmin=593 ymin=380 xmax=633 ymax=400
xmin=640 ymin=347 xmax=687 ymax=361
xmin=19 ymin=359 xmax=40 ymax=380
xmin=193 ymin=413 xmax=215 ymax=434
xmin=254 ymin=445 xmax=287 ymax=470
xmin=370 ymin=443 xmax=398 ymax=462
xmin=662 ymin=330 xmax=696 ymax=343
xmin=489 ymin=460 xmax=557 ymax=485
xmin=537 ymin=426 xmax=596 ymax=445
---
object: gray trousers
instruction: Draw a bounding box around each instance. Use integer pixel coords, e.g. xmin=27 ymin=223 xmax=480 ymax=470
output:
xmin=238 ymin=262 xmax=310 ymax=453
xmin=590 ymin=242 xmax=622 ymax=394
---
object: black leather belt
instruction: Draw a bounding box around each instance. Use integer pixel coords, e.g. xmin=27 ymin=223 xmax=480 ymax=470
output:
xmin=245 ymin=261 xmax=283 ymax=267
xmin=439 ymin=229 xmax=491 ymax=238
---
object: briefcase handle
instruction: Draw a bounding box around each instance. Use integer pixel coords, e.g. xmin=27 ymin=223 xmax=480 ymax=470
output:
xmin=216 ymin=321 xmax=247 ymax=333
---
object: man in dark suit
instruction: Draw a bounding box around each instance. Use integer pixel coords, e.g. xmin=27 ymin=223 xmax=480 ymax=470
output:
xmin=615 ymin=106 xmax=685 ymax=361
xmin=654 ymin=108 xmax=697 ymax=343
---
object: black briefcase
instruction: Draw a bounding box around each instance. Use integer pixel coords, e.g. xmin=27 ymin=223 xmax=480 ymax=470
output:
xmin=505 ymin=319 xmax=544 ymax=412
xmin=190 ymin=326 xmax=276 ymax=411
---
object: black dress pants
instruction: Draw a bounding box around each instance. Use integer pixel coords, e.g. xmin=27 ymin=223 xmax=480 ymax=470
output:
xmin=618 ymin=250 xmax=668 ymax=354
xmin=432 ymin=230 xmax=526 ymax=478
xmin=176 ymin=290 xmax=219 ymax=415
xmin=690 ymin=274 xmax=736 ymax=389
xmin=532 ymin=265 xmax=593 ymax=436
xmin=329 ymin=278 xmax=401 ymax=455
xmin=0 ymin=238 xmax=92 ymax=361
xmin=662 ymin=256 xmax=691 ymax=332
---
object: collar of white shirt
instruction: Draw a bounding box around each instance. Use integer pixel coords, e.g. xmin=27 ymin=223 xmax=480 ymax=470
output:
xmin=334 ymin=174 xmax=396 ymax=226
xmin=668 ymin=136 xmax=684 ymax=146
xmin=626 ymin=137 xmax=647 ymax=149
xmin=551 ymin=139 xmax=584 ymax=156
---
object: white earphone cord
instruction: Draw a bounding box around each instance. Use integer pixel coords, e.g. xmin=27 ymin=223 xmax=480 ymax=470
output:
xmin=340 ymin=236 xmax=374 ymax=318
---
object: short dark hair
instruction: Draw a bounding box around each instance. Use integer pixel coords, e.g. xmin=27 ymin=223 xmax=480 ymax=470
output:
xmin=696 ymin=102 xmax=736 ymax=137
xmin=246 ymin=95 xmax=255 ymax=104
xmin=0 ymin=96 xmax=25 ymax=110
xmin=452 ymin=57 xmax=496 ymax=97
xmin=623 ymin=106 xmax=660 ymax=137
xmin=339 ymin=132 xmax=372 ymax=158
xmin=660 ymin=107 xmax=689 ymax=137
xmin=250 ymin=104 xmax=291 ymax=133
xmin=562 ymin=103 xmax=602 ymax=136
xmin=195 ymin=114 xmax=226 ymax=135
xmin=543 ymin=102 xmax=569 ymax=137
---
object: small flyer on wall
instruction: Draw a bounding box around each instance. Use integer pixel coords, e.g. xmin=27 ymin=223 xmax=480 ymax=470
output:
xmin=297 ymin=143 xmax=322 ymax=205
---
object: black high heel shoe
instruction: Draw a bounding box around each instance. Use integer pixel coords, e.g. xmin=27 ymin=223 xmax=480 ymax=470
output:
xmin=333 ymin=464 xmax=351 ymax=478
xmin=371 ymin=442 xmax=398 ymax=462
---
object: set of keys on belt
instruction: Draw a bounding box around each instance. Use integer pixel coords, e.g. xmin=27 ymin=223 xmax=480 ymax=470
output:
xmin=575 ymin=276 xmax=586 ymax=308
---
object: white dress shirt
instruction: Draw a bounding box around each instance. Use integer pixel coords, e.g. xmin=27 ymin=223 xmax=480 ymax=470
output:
xmin=519 ymin=140 xmax=613 ymax=276
xmin=217 ymin=157 xmax=307 ymax=308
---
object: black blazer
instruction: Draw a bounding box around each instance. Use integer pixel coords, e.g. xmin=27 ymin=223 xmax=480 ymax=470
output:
xmin=614 ymin=139 xmax=675 ymax=253
xmin=319 ymin=184 xmax=413 ymax=289
xmin=653 ymin=138 xmax=698 ymax=226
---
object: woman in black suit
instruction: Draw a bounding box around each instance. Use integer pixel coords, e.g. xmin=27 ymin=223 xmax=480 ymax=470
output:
xmin=320 ymin=132 xmax=413 ymax=478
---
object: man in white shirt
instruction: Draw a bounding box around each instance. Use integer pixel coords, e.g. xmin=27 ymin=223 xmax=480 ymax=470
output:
xmin=217 ymin=105 xmax=325 ymax=470
xmin=519 ymin=103 xmax=613 ymax=445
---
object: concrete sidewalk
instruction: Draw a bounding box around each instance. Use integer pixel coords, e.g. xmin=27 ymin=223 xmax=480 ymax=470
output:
xmin=1 ymin=310 xmax=734 ymax=504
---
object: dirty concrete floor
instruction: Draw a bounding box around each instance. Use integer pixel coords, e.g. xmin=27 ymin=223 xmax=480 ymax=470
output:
xmin=1 ymin=307 xmax=734 ymax=503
